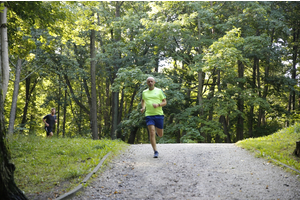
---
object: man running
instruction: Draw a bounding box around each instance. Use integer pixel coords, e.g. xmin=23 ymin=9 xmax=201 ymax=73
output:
xmin=140 ymin=77 xmax=167 ymax=158
xmin=43 ymin=108 xmax=57 ymax=137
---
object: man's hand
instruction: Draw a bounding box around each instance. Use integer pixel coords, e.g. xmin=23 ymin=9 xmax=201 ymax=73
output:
xmin=45 ymin=123 xmax=49 ymax=127
xmin=152 ymin=103 xmax=160 ymax=108
xmin=140 ymin=108 xmax=145 ymax=113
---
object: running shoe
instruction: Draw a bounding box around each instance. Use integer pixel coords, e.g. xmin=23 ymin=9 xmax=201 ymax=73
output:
xmin=154 ymin=151 xmax=159 ymax=158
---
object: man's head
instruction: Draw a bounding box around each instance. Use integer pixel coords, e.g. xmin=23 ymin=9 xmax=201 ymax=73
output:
xmin=51 ymin=108 xmax=56 ymax=115
xmin=146 ymin=77 xmax=155 ymax=90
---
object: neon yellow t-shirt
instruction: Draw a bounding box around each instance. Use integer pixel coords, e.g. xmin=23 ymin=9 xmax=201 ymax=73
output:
xmin=142 ymin=87 xmax=166 ymax=116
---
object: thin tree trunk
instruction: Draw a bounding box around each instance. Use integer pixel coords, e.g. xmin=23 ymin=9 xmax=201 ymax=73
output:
xmin=62 ymin=88 xmax=67 ymax=137
xmin=20 ymin=77 xmax=38 ymax=133
xmin=98 ymin=79 xmax=103 ymax=138
xmin=0 ymin=4 xmax=9 ymax=102
xmin=64 ymin=75 xmax=89 ymax=115
xmin=207 ymin=75 xmax=216 ymax=143
xmin=128 ymin=85 xmax=138 ymax=115
xmin=110 ymin=1 xmax=123 ymax=140
xmin=217 ymin=70 xmax=231 ymax=142
xmin=290 ymin=27 xmax=299 ymax=125
xmin=236 ymin=60 xmax=244 ymax=141
xmin=8 ymin=58 xmax=22 ymax=134
xmin=111 ymin=92 xmax=118 ymax=140
xmin=248 ymin=57 xmax=257 ymax=137
xmin=128 ymin=127 xmax=138 ymax=144
xmin=56 ymin=76 xmax=61 ymax=137
xmin=90 ymin=28 xmax=98 ymax=140
xmin=104 ymin=79 xmax=110 ymax=133
xmin=257 ymin=58 xmax=262 ymax=128
xmin=117 ymin=89 xmax=124 ymax=139
xmin=118 ymin=89 xmax=124 ymax=125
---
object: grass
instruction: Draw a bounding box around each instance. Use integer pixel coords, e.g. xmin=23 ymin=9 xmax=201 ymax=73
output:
xmin=236 ymin=123 xmax=300 ymax=173
xmin=8 ymin=134 xmax=128 ymax=197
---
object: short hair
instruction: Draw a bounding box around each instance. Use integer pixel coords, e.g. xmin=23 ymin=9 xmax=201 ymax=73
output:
xmin=147 ymin=77 xmax=155 ymax=81
xmin=51 ymin=108 xmax=55 ymax=111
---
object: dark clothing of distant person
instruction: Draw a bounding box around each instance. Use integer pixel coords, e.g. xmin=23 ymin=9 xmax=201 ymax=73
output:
xmin=43 ymin=114 xmax=56 ymax=136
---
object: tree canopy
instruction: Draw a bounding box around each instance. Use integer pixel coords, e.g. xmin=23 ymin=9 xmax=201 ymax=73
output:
xmin=3 ymin=1 xmax=300 ymax=143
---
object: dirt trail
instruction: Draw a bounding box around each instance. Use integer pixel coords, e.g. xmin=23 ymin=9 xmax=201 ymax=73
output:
xmin=72 ymin=143 xmax=300 ymax=200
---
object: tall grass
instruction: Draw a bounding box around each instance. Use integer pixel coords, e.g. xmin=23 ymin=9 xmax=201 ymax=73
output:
xmin=8 ymin=134 xmax=128 ymax=196
xmin=236 ymin=123 xmax=300 ymax=172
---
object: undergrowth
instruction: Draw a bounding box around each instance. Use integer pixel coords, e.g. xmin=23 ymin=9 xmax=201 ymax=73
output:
xmin=8 ymin=134 xmax=128 ymax=197
xmin=236 ymin=123 xmax=300 ymax=172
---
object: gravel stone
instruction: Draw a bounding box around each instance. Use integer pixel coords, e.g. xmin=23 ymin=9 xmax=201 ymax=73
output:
xmin=72 ymin=143 xmax=300 ymax=200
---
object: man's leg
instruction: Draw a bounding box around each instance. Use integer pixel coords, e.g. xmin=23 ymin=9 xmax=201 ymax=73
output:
xmin=49 ymin=132 xmax=53 ymax=137
xmin=156 ymin=127 xmax=164 ymax=137
xmin=148 ymin=125 xmax=157 ymax=151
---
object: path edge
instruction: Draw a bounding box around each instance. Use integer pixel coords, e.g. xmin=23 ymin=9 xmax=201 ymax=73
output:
xmin=251 ymin=148 xmax=300 ymax=175
xmin=54 ymin=151 xmax=112 ymax=200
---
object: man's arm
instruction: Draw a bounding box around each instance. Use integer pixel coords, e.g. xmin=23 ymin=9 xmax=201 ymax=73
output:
xmin=160 ymin=98 xmax=167 ymax=107
xmin=153 ymin=98 xmax=167 ymax=108
xmin=43 ymin=116 xmax=49 ymax=126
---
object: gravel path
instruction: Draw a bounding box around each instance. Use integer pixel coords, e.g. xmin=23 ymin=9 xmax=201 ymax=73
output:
xmin=72 ymin=144 xmax=300 ymax=200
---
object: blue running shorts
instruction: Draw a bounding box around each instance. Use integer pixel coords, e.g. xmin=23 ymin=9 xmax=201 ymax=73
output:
xmin=145 ymin=115 xmax=164 ymax=129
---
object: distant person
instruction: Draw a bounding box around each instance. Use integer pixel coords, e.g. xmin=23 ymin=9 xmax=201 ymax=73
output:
xmin=140 ymin=77 xmax=167 ymax=158
xmin=43 ymin=108 xmax=57 ymax=137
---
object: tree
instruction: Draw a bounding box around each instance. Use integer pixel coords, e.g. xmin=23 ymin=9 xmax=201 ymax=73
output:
xmin=0 ymin=2 xmax=28 ymax=198
xmin=0 ymin=2 xmax=8 ymax=102
xmin=90 ymin=27 xmax=98 ymax=139
xmin=8 ymin=58 xmax=21 ymax=134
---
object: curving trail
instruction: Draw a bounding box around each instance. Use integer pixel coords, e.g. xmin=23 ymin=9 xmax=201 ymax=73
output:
xmin=72 ymin=143 xmax=300 ymax=200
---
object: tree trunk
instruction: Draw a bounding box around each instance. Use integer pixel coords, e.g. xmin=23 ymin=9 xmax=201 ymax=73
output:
xmin=118 ymin=89 xmax=124 ymax=125
xmin=111 ymin=91 xmax=118 ymax=140
xmin=98 ymin=79 xmax=103 ymax=138
xmin=248 ymin=57 xmax=257 ymax=137
xmin=197 ymin=18 xmax=204 ymax=110
xmin=219 ymin=115 xmax=231 ymax=143
xmin=0 ymin=121 xmax=28 ymax=200
xmin=20 ymin=77 xmax=38 ymax=133
xmin=207 ymin=73 xmax=216 ymax=143
xmin=293 ymin=141 xmax=300 ymax=157
xmin=128 ymin=127 xmax=138 ymax=144
xmin=0 ymin=4 xmax=28 ymax=196
xmin=256 ymin=57 xmax=262 ymax=128
xmin=236 ymin=60 xmax=244 ymax=141
xmin=62 ymin=89 xmax=67 ymax=137
xmin=117 ymin=89 xmax=124 ymax=139
xmin=64 ymin=75 xmax=89 ymax=115
xmin=104 ymin=78 xmax=110 ymax=134
xmin=217 ymin=70 xmax=231 ymax=142
xmin=8 ymin=58 xmax=22 ymax=134
xmin=56 ymin=76 xmax=61 ymax=137
xmin=127 ymin=84 xmax=138 ymax=115
xmin=110 ymin=2 xmax=123 ymax=140
xmin=289 ymin=26 xmax=299 ymax=126
xmin=198 ymin=71 xmax=204 ymax=111
xmin=90 ymin=28 xmax=98 ymax=140
xmin=0 ymin=4 xmax=9 ymax=102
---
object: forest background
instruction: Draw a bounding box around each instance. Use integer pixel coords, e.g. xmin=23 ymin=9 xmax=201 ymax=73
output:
xmin=2 ymin=1 xmax=300 ymax=144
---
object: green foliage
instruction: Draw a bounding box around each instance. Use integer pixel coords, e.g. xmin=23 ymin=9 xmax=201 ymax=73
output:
xmin=9 ymin=134 xmax=128 ymax=195
xmin=203 ymin=28 xmax=248 ymax=73
xmin=180 ymin=128 xmax=205 ymax=143
xmin=4 ymin=1 xmax=300 ymax=145
xmin=237 ymin=123 xmax=300 ymax=172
